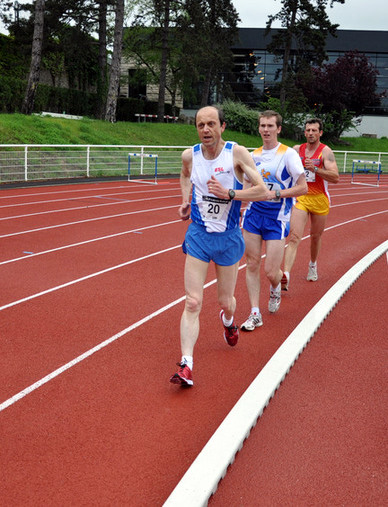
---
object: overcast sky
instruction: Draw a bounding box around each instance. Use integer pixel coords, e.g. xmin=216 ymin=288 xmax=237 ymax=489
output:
xmin=232 ymin=0 xmax=388 ymax=31
xmin=1 ymin=0 xmax=387 ymax=34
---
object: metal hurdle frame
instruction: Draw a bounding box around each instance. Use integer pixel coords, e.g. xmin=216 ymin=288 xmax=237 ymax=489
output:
xmin=351 ymin=159 xmax=382 ymax=187
xmin=127 ymin=152 xmax=158 ymax=185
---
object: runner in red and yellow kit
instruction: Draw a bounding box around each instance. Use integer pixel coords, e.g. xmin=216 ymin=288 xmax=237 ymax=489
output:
xmin=282 ymin=118 xmax=339 ymax=289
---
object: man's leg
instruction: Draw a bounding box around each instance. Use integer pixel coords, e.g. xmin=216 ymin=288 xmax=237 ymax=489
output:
xmin=243 ymin=230 xmax=263 ymax=309
xmin=215 ymin=260 xmax=240 ymax=346
xmin=309 ymin=213 xmax=327 ymax=264
xmin=170 ymin=254 xmax=208 ymax=386
xmin=264 ymin=238 xmax=286 ymax=289
xmin=265 ymin=238 xmax=285 ymax=313
xmin=180 ymin=254 xmax=209 ymax=357
xmin=283 ymin=207 xmax=309 ymax=274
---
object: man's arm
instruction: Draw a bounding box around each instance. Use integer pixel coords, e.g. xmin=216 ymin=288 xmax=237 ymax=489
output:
xmin=179 ymin=148 xmax=192 ymax=220
xmin=320 ymin=146 xmax=340 ymax=183
xmin=207 ymin=144 xmax=271 ymax=202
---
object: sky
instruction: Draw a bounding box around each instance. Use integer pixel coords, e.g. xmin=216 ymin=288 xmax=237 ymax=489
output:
xmin=232 ymin=0 xmax=388 ymax=31
xmin=1 ymin=0 xmax=387 ymax=34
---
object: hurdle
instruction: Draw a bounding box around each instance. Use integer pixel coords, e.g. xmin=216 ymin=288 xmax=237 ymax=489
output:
xmin=127 ymin=152 xmax=158 ymax=185
xmin=351 ymin=159 xmax=382 ymax=187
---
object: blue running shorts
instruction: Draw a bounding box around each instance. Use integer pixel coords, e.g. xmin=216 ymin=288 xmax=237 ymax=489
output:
xmin=182 ymin=222 xmax=245 ymax=266
xmin=242 ymin=209 xmax=289 ymax=240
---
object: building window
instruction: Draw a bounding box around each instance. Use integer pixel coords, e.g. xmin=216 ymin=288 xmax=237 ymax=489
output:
xmin=128 ymin=69 xmax=147 ymax=99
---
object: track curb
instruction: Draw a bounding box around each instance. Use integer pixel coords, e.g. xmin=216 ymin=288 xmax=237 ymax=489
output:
xmin=164 ymin=239 xmax=388 ymax=506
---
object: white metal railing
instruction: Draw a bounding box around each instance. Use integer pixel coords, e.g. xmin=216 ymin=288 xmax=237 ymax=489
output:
xmin=0 ymin=144 xmax=387 ymax=184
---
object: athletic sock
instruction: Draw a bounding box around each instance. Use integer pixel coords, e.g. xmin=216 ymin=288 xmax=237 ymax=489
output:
xmin=181 ymin=355 xmax=193 ymax=371
xmin=271 ymin=283 xmax=281 ymax=294
xmin=222 ymin=313 xmax=234 ymax=327
xmin=309 ymin=261 xmax=317 ymax=267
xmin=251 ymin=307 xmax=260 ymax=316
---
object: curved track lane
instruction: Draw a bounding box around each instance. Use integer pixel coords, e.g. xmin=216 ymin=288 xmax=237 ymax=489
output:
xmin=0 ymin=176 xmax=387 ymax=505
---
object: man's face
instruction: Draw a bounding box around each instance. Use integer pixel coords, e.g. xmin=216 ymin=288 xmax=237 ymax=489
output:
xmin=195 ymin=107 xmax=225 ymax=148
xmin=304 ymin=123 xmax=322 ymax=144
xmin=259 ymin=116 xmax=281 ymax=142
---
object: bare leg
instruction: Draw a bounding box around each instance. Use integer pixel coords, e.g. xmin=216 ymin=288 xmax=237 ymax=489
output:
xmin=309 ymin=214 xmax=328 ymax=263
xmin=215 ymin=261 xmax=240 ymax=321
xmin=264 ymin=238 xmax=286 ymax=289
xmin=284 ymin=207 xmax=309 ymax=273
xmin=243 ymin=231 xmax=263 ymax=309
xmin=180 ymin=254 xmax=208 ymax=357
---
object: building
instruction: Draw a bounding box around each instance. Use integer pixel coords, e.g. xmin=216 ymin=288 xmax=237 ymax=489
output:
xmin=229 ymin=28 xmax=388 ymax=115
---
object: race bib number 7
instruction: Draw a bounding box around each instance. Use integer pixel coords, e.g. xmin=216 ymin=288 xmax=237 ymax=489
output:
xmin=264 ymin=181 xmax=282 ymax=202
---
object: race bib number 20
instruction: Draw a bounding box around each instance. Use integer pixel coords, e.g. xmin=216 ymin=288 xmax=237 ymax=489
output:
xmin=202 ymin=195 xmax=229 ymax=221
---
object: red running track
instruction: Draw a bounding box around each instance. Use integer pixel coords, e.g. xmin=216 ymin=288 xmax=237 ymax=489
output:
xmin=0 ymin=175 xmax=387 ymax=505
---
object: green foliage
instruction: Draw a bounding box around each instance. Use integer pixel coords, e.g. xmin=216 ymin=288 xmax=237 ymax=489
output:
xmin=0 ymin=113 xmax=387 ymax=154
xmin=220 ymin=100 xmax=258 ymax=136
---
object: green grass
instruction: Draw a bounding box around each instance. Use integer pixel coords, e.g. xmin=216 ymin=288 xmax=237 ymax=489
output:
xmin=1 ymin=113 xmax=387 ymax=152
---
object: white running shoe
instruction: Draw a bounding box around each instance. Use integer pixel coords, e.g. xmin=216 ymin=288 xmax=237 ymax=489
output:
xmin=268 ymin=288 xmax=281 ymax=313
xmin=307 ymin=264 xmax=318 ymax=281
xmin=241 ymin=313 xmax=263 ymax=331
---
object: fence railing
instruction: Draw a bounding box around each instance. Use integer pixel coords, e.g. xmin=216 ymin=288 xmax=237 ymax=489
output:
xmin=0 ymin=144 xmax=387 ymax=184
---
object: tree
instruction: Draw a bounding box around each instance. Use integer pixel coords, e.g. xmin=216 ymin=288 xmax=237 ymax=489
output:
xmin=300 ymin=50 xmax=380 ymax=140
xmin=266 ymin=0 xmax=345 ymax=105
xmin=21 ymin=0 xmax=45 ymax=114
xmin=96 ymin=0 xmax=109 ymax=119
xmin=304 ymin=50 xmax=380 ymax=116
xmin=184 ymin=0 xmax=239 ymax=107
xmin=105 ymin=0 xmax=124 ymax=122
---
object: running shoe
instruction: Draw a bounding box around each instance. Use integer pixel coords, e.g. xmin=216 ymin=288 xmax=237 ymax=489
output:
xmin=281 ymin=271 xmax=289 ymax=291
xmin=307 ymin=264 xmax=318 ymax=281
xmin=170 ymin=362 xmax=193 ymax=386
xmin=241 ymin=313 xmax=263 ymax=331
xmin=268 ymin=287 xmax=281 ymax=313
xmin=220 ymin=310 xmax=239 ymax=346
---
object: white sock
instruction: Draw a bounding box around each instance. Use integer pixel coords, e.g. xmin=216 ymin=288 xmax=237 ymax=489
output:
xmin=222 ymin=313 xmax=234 ymax=327
xmin=271 ymin=283 xmax=281 ymax=293
xmin=309 ymin=261 xmax=317 ymax=267
xmin=182 ymin=355 xmax=193 ymax=370
xmin=251 ymin=307 xmax=260 ymax=316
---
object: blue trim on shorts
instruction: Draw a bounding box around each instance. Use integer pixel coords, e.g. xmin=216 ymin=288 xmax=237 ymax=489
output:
xmin=242 ymin=209 xmax=289 ymax=240
xmin=182 ymin=222 xmax=245 ymax=266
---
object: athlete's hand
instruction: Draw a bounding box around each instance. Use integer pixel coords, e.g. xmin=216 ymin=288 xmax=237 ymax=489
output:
xmin=179 ymin=202 xmax=191 ymax=220
xmin=207 ymin=176 xmax=228 ymax=199
xmin=304 ymin=157 xmax=315 ymax=171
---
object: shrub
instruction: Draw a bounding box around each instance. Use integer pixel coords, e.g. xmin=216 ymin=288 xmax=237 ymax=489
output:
xmin=219 ymin=99 xmax=258 ymax=135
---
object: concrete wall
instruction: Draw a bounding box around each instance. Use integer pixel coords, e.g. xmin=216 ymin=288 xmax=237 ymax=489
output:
xmin=343 ymin=115 xmax=388 ymax=138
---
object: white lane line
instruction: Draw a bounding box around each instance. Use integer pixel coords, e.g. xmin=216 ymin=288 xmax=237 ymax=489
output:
xmin=0 ymin=219 xmax=181 ymax=266
xmin=0 ymin=213 xmax=386 ymax=412
xmin=0 ymin=182 xmax=178 ymax=200
xmin=0 ymin=193 xmax=181 ymax=221
xmin=0 ymin=244 xmax=181 ymax=312
xmin=0 ymin=186 xmax=181 ymax=209
xmin=1 ymin=210 xmax=387 ymax=310
xmin=0 ymin=273 xmax=220 ymax=413
xmin=0 ymin=204 xmax=177 ymax=239
xmin=163 ymin=240 xmax=388 ymax=506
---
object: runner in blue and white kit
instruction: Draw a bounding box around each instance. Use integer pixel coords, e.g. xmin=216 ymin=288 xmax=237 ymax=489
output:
xmin=170 ymin=106 xmax=271 ymax=387
xmin=240 ymin=110 xmax=307 ymax=330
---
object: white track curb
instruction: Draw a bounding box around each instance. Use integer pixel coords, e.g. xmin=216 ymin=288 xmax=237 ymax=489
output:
xmin=164 ymin=239 xmax=388 ymax=507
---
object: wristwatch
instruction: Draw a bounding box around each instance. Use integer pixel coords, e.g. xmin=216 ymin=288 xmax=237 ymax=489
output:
xmin=228 ymin=189 xmax=236 ymax=200
xmin=275 ymin=189 xmax=281 ymax=200
xmin=313 ymin=166 xmax=319 ymax=173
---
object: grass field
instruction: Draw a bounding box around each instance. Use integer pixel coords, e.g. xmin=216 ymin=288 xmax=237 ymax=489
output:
xmin=1 ymin=112 xmax=388 ymax=152
xmin=0 ymin=113 xmax=387 ymax=183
